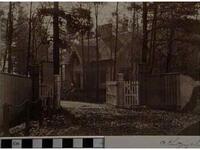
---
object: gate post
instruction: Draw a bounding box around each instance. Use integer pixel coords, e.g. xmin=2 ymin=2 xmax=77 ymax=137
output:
xmin=117 ymin=73 xmax=124 ymax=106
xmin=54 ymin=75 xmax=61 ymax=110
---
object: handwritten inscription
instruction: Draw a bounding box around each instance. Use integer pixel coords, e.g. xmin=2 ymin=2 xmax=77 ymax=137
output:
xmin=160 ymin=137 xmax=200 ymax=148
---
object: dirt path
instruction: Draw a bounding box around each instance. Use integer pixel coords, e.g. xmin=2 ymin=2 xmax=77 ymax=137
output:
xmin=60 ymin=101 xmax=200 ymax=135
xmin=10 ymin=101 xmax=200 ymax=136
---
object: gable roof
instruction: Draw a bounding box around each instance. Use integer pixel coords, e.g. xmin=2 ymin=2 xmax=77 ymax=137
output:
xmin=70 ymin=31 xmax=142 ymax=65
xmin=71 ymin=37 xmax=112 ymax=62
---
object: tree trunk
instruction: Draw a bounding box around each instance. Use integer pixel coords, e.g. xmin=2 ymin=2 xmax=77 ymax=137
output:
xmin=131 ymin=3 xmax=136 ymax=80
xmin=86 ymin=6 xmax=90 ymax=98
xmin=79 ymin=4 xmax=85 ymax=91
xmin=139 ymin=2 xmax=148 ymax=105
xmin=53 ymin=2 xmax=60 ymax=109
xmin=2 ymin=19 xmax=9 ymax=72
xmin=53 ymin=2 xmax=60 ymax=75
xmin=166 ymin=27 xmax=175 ymax=73
xmin=166 ymin=10 xmax=175 ymax=73
xmin=26 ymin=2 xmax=32 ymax=76
xmin=113 ymin=2 xmax=119 ymax=81
xmin=110 ymin=34 xmax=113 ymax=81
xmin=149 ymin=3 xmax=158 ymax=74
xmin=81 ymin=32 xmax=85 ymax=90
xmin=142 ymin=2 xmax=148 ymax=64
xmin=31 ymin=19 xmax=36 ymax=63
xmin=95 ymin=3 xmax=99 ymax=101
xmin=7 ymin=2 xmax=13 ymax=73
xmin=136 ymin=12 xmax=139 ymax=36
xmin=87 ymin=30 xmax=90 ymax=63
xmin=87 ymin=5 xmax=91 ymax=64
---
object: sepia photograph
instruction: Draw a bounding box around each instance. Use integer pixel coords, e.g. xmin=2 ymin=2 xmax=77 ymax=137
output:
xmin=0 ymin=1 xmax=200 ymax=137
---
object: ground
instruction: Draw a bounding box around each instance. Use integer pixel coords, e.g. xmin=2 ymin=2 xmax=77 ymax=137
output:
xmin=10 ymin=101 xmax=200 ymax=136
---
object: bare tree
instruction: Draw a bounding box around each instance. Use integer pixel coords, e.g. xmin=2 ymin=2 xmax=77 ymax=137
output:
xmin=2 ymin=18 xmax=8 ymax=72
xmin=79 ymin=4 xmax=86 ymax=90
xmin=131 ymin=3 xmax=136 ymax=80
xmin=166 ymin=7 xmax=175 ymax=73
xmin=87 ymin=4 xmax=91 ymax=64
xmin=149 ymin=3 xmax=158 ymax=74
xmin=113 ymin=2 xmax=119 ymax=81
xmin=142 ymin=2 xmax=148 ymax=64
xmin=53 ymin=2 xmax=60 ymax=109
xmin=26 ymin=2 xmax=32 ymax=76
xmin=7 ymin=2 xmax=13 ymax=73
xmin=95 ymin=3 xmax=99 ymax=101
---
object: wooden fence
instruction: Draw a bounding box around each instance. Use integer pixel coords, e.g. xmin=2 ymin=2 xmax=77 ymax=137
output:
xmin=0 ymin=73 xmax=32 ymax=131
xmin=140 ymin=73 xmax=194 ymax=110
xmin=141 ymin=73 xmax=180 ymax=109
xmin=106 ymin=73 xmax=195 ymax=110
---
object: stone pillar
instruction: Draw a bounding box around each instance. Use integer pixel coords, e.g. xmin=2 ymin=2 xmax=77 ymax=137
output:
xmin=117 ymin=73 xmax=124 ymax=106
xmin=54 ymin=75 xmax=61 ymax=109
xmin=117 ymin=73 xmax=124 ymax=81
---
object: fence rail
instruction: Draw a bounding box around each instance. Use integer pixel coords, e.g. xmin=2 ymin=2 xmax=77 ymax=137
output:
xmin=141 ymin=73 xmax=180 ymax=110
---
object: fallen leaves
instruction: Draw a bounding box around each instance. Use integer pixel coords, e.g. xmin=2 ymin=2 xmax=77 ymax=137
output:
xmin=8 ymin=102 xmax=200 ymax=136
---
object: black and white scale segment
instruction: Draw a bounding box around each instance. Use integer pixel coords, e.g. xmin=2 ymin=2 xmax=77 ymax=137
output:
xmin=0 ymin=137 xmax=104 ymax=148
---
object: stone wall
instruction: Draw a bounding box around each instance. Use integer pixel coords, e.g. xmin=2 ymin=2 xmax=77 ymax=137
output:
xmin=0 ymin=73 xmax=32 ymax=128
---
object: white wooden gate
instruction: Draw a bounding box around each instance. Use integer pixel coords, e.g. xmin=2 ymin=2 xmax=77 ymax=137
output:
xmin=123 ymin=81 xmax=139 ymax=107
xmin=40 ymin=84 xmax=53 ymax=107
xmin=106 ymin=80 xmax=139 ymax=108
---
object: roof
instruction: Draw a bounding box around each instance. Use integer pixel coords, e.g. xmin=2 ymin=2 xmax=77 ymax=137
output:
xmin=72 ymin=37 xmax=112 ymax=62
xmin=69 ymin=31 xmax=142 ymax=65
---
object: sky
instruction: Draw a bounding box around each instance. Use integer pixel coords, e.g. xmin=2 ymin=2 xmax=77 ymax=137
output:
xmin=0 ymin=2 xmax=136 ymax=46
xmin=0 ymin=2 xmax=133 ymax=25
